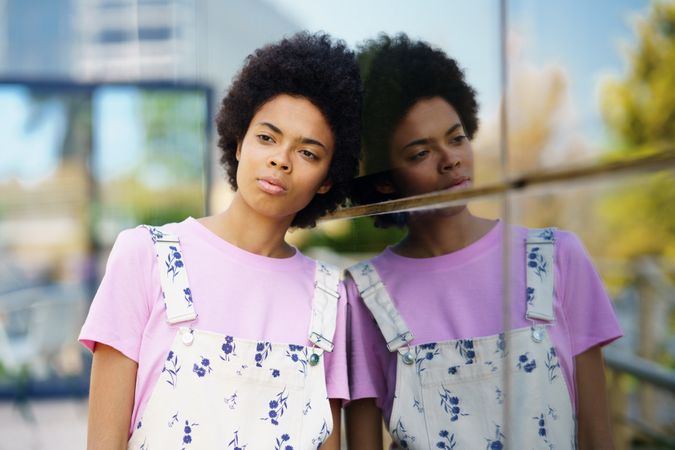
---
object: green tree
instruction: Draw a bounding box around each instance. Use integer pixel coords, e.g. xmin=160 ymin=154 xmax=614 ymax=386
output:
xmin=600 ymin=0 xmax=675 ymax=260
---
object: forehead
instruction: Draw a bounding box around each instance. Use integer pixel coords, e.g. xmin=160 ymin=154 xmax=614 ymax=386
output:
xmin=392 ymin=97 xmax=462 ymax=144
xmin=250 ymin=94 xmax=334 ymax=146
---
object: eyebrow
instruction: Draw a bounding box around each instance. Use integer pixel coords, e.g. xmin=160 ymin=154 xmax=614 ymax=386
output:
xmin=401 ymin=123 xmax=464 ymax=150
xmin=257 ymin=122 xmax=327 ymax=150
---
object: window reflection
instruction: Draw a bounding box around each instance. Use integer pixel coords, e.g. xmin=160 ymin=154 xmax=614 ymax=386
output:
xmin=0 ymin=82 xmax=209 ymax=393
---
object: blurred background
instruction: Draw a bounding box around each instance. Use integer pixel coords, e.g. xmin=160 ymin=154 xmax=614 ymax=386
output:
xmin=0 ymin=0 xmax=672 ymax=448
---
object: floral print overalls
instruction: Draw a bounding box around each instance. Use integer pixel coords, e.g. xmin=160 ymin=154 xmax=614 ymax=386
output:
xmin=127 ymin=226 xmax=340 ymax=450
xmin=347 ymin=228 xmax=576 ymax=449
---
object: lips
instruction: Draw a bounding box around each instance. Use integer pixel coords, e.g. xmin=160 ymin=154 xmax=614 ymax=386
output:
xmin=445 ymin=177 xmax=471 ymax=190
xmin=256 ymin=176 xmax=288 ymax=195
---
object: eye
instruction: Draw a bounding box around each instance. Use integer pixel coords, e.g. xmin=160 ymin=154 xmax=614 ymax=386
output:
xmin=256 ymin=134 xmax=275 ymax=144
xmin=450 ymin=135 xmax=467 ymax=145
xmin=409 ymin=149 xmax=430 ymax=161
xmin=299 ymin=149 xmax=318 ymax=160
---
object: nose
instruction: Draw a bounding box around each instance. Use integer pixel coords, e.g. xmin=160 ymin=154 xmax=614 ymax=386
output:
xmin=439 ymin=147 xmax=461 ymax=173
xmin=268 ymin=151 xmax=291 ymax=173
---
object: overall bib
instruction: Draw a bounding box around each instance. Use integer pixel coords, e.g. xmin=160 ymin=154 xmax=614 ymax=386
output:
xmin=127 ymin=226 xmax=339 ymax=450
xmin=348 ymin=228 xmax=576 ymax=449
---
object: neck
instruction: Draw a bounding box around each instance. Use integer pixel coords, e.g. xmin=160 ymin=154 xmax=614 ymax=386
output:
xmin=199 ymin=194 xmax=296 ymax=258
xmin=393 ymin=207 xmax=497 ymax=258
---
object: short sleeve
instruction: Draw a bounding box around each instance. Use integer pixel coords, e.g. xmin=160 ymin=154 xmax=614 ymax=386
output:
xmin=345 ymin=275 xmax=391 ymax=405
xmin=323 ymin=282 xmax=349 ymax=401
xmin=557 ymin=231 xmax=623 ymax=356
xmin=78 ymin=227 xmax=156 ymax=362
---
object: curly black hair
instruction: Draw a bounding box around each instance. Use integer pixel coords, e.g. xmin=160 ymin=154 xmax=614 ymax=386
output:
xmin=215 ymin=32 xmax=362 ymax=229
xmin=355 ymin=33 xmax=480 ymax=227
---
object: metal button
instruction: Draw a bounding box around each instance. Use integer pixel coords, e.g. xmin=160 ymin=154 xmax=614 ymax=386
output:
xmin=182 ymin=331 xmax=194 ymax=346
xmin=309 ymin=353 xmax=320 ymax=366
xmin=402 ymin=351 xmax=415 ymax=365
xmin=531 ymin=326 xmax=544 ymax=343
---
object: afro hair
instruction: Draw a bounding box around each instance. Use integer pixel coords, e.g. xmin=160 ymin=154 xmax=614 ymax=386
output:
xmin=215 ymin=32 xmax=362 ymax=228
xmin=355 ymin=33 xmax=480 ymax=227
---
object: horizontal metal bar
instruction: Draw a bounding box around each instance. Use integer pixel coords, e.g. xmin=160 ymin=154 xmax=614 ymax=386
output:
xmin=327 ymin=149 xmax=675 ymax=221
xmin=604 ymin=347 xmax=675 ymax=392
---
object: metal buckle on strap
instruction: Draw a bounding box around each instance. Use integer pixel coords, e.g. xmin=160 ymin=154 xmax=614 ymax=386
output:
xmin=315 ymin=282 xmax=340 ymax=299
xmin=360 ymin=280 xmax=384 ymax=298
xmin=309 ymin=332 xmax=334 ymax=351
xmin=526 ymin=240 xmax=554 ymax=245
xmin=385 ymin=331 xmax=413 ymax=350
xmin=156 ymin=236 xmax=180 ymax=243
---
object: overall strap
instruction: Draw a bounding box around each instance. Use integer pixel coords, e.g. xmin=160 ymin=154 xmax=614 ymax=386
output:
xmin=142 ymin=225 xmax=198 ymax=325
xmin=307 ymin=261 xmax=341 ymax=352
xmin=525 ymin=227 xmax=556 ymax=322
xmin=346 ymin=261 xmax=414 ymax=352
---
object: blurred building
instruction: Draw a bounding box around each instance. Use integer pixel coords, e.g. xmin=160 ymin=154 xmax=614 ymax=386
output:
xmin=0 ymin=0 xmax=299 ymax=92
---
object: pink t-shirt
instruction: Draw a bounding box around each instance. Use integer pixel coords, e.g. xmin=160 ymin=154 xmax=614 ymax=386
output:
xmin=347 ymin=220 xmax=622 ymax=425
xmin=79 ymin=217 xmax=349 ymax=434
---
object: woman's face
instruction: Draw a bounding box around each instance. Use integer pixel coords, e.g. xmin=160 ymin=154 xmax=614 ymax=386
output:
xmin=235 ymin=94 xmax=334 ymax=222
xmin=386 ymin=96 xmax=474 ymax=199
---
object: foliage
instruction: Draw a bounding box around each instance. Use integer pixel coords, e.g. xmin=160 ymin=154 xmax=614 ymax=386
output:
xmin=599 ymin=1 xmax=675 ymax=260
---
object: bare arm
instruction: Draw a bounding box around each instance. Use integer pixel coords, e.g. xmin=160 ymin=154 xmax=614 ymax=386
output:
xmin=346 ymin=398 xmax=384 ymax=450
xmin=319 ymin=399 xmax=343 ymax=450
xmin=87 ymin=343 xmax=138 ymax=450
xmin=575 ymin=345 xmax=614 ymax=450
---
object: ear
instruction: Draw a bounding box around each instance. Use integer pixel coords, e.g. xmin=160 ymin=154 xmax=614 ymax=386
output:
xmin=316 ymin=178 xmax=333 ymax=194
xmin=235 ymin=141 xmax=242 ymax=161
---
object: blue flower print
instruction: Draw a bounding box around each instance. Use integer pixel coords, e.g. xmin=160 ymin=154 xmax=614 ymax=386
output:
xmin=360 ymin=263 xmax=374 ymax=276
xmin=162 ymin=350 xmax=181 ymax=387
xmin=447 ymin=365 xmax=459 ymax=375
xmin=413 ymin=398 xmax=424 ymax=413
xmin=545 ymin=347 xmax=560 ymax=382
xmin=455 ymin=339 xmax=476 ymax=364
xmin=527 ymin=247 xmax=548 ymax=281
xmin=183 ymin=288 xmax=193 ymax=306
xmin=228 ymin=430 xmax=247 ymax=449
xmin=547 ymin=405 xmax=559 ymax=421
xmin=286 ymin=344 xmax=308 ymax=374
xmin=391 ymin=419 xmax=415 ymax=448
xmin=312 ymin=420 xmax=331 ymax=449
xmin=533 ymin=413 xmax=555 ymax=448
xmin=255 ymin=341 xmax=272 ymax=367
xmin=436 ymin=430 xmax=456 ymax=449
xmin=415 ymin=343 xmax=440 ymax=374
xmin=165 ymin=245 xmax=184 ymax=282
xmin=225 ymin=391 xmax=238 ymax=410
xmin=439 ymin=386 xmax=469 ymax=421
xmin=517 ymin=352 xmax=537 ymax=373
xmin=303 ymin=400 xmax=312 ymax=416
xmin=146 ymin=226 xmax=165 ymax=242
xmin=534 ymin=413 xmax=547 ymax=437
xmin=526 ymin=286 xmax=536 ymax=306
xmin=168 ymin=412 xmax=179 ymax=428
xmin=192 ymin=356 xmax=212 ymax=378
xmin=495 ymin=386 xmax=504 ymax=405
xmin=495 ymin=333 xmax=507 ymax=357
xmin=261 ymin=388 xmax=289 ymax=426
xmin=274 ymin=433 xmax=293 ymax=450
xmin=220 ymin=336 xmax=237 ymax=361
xmin=485 ymin=424 xmax=505 ymax=450
xmin=271 ymin=368 xmax=280 ymax=378
xmin=538 ymin=228 xmax=554 ymax=242
xmin=181 ymin=419 xmax=198 ymax=449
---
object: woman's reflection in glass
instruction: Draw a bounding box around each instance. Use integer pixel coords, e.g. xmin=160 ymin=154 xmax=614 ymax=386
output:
xmin=346 ymin=34 xmax=621 ymax=450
